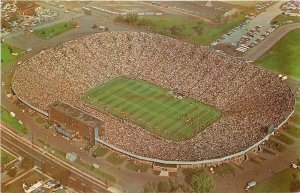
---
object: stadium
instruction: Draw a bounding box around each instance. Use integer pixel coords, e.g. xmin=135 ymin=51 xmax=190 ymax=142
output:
xmin=12 ymin=32 xmax=295 ymax=164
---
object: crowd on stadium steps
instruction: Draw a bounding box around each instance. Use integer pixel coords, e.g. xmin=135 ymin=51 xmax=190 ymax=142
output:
xmin=12 ymin=32 xmax=295 ymax=161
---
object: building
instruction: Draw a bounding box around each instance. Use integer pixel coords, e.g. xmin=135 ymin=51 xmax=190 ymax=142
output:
xmin=66 ymin=152 xmax=77 ymax=163
xmin=48 ymin=101 xmax=104 ymax=142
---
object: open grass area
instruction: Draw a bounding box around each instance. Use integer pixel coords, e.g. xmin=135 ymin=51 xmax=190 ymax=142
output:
xmin=125 ymin=161 xmax=149 ymax=173
xmin=290 ymin=113 xmax=300 ymax=125
xmin=274 ymin=134 xmax=295 ymax=145
xmin=214 ymin=163 xmax=235 ymax=176
xmin=92 ymin=146 xmax=109 ymax=157
xmin=115 ymin=14 xmax=246 ymax=45
xmin=52 ymin=148 xmax=67 ymax=160
xmin=106 ymin=152 xmax=126 ymax=166
xmin=0 ymin=148 xmax=16 ymax=166
xmin=251 ymin=168 xmax=300 ymax=192
xmin=272 ymin=14 xmax=300 ymax=25
xmin=1 ymin=106 xmax=28 ymax=134
xmin=33 ymin=21 xmax=77 ymax=39
xmin=296 ymin=102 xmax=300 ymax=112
xmin=3 ymin=170 xmax=49 ymax=193
xmin=286 ymin=125 xmax=300 ymax=138
xmin=1 ymin=43 xmax=23 ymax=70
xmin=82 ymin=77 xmax=221 ymax=141
xmin=256 ymin=29 xmax=300 ymax=81
xmin=36 ymin=139 xmax=50 ymax=148
xmin=268 ymin=139 xmax=287 ymax=152
xmin=75 ymin=159 xmax=116 ymax=183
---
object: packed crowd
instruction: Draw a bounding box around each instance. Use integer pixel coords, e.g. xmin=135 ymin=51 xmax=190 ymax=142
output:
xmin=12 ymin=32 xmax=295 ymax=161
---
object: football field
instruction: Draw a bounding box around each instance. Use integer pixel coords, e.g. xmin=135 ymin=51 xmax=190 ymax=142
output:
xmin=82 ymin=77 xmax=221 ymax=141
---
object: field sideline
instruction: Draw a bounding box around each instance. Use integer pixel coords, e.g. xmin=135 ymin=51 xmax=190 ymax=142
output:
xmin=82 ymin=77 xmax=221 ymax=141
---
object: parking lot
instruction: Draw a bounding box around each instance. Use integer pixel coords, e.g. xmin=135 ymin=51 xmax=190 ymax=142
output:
xmin=212 ymin=1 xmax=284 ymax=55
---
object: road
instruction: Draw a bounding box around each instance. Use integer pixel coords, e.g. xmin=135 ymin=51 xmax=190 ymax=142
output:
xmin=245 ymin=23 xmax=300 ymax=61
xmin=0 ymin=124 xmax=109 ymax=193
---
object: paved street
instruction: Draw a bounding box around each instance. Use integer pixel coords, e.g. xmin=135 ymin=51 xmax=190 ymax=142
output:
xmin=1 ymin=124 xmax=108 ymax=193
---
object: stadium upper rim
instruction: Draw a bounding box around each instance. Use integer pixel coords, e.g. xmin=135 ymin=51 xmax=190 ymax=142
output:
xmin=12 ymin=32 xmax=295 ymax=164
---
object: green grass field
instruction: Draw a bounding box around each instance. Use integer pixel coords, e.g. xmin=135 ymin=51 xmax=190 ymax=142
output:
xmin=286 ymin=125 xmax=300 ymax=138
xmin=82 ymin=77 xmax=221 ymax=141
xmin=272 ymin=14 xmax=300 ymax=25
xmin=1 ymin=106 xmax=28 ymax=134
xmin=106 ymin=153 xmax=126 ymax=166
xmin=115 ymin=15 xmax=246 ymax=45
xmin=256 ymin=29 xmax=300 ymax=81
xmin=251 ymin=168 xmax=300 ymax=192
xmin=92 ymin=147 xmax=109 ymax=157
xmin=125 ymin=161 xmax=149 ymax=173
xmin=33 ymin=21 xmax=77 ymax=39
xmin=0 ymin=148 xmax=16 ymax=166
xmin=1 ymin=43 xmax=23 ymax=70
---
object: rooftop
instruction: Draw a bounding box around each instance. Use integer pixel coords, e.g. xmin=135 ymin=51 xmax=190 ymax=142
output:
xmin=49 ymin=101 xmax=104 ymax=128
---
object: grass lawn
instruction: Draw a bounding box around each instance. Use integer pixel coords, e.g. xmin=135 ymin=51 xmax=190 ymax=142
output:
xmin=1 ymin=106 xmax=28 ymax=134
xmin=106 ymin=152 xmax=126 ymax=166
xmin=251 ymin=168 xmax=300 ymax=192
xmin=36 ymin=139 xmax=50 ymax=148
xmin=256 ymin=29 xmax=300 ymax=81
xmin=286 ymin=125 xmax=300 ymax=138
xmin=33 ymin=21 xmax=77 ymax=39
xmin=296 ymin=102 xmax=300 ymax=112
xmin=125 ymin=161 xmax=149 ymax=173
xmin=82 ymin=77 xmax=221 ymax=141
xmin=3 ymin=170 xmax=49 ymax=193
xmin=274 ymin=134 xmax=295 ymax=145
xmin=214 ymin=163 xmax=235 ymax=175
xmin=272 ymin=14 xmax=300 ymax=25
xmin=290 ymin=113 xmax=300 ymax=125
xmin=0 ymin=148 xmax=16 ymax=166
xmin=52 ymin=148 xmax=67 ymax=160
xmin=115 ymin=14 xmax=246 ymax=45
xmin=75 ymin=159 xmax=116 ymax=183
xmin=92 ymin=146 xmax=109 ymax=157
xmin=1 ymin=43 xmax=23 ymax=70
xmin=269 ymin=140 xmax=287 ymax=152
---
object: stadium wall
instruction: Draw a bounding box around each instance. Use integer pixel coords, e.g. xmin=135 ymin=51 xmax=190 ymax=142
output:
xmin=12 ymin=88 xmax=295 ymax=165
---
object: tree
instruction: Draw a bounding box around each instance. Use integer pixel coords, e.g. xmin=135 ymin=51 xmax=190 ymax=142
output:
xmin=20 ymin=157 xmax=34 ymax=170
xmin=92 ymin=24 xmax=98 ymax=29
xmin=1 ymin=18 xmax=11 ymax=29
xmin=193 ymin=22 xmax=204 ymax=35
xmin=7 ymin=167 xmax=17 ymax=177
xmin=158 ymin=181 xmax=171 ymax=192
xmin=64 ymin=23 xmax=67 ymax=27
xmin=191 ymin=172 xmax=215 ymax=193
xmin=170 ymin=25 xmax=182 ymax=36
xmin=8 ymin=46 xmax=13 ymax=54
